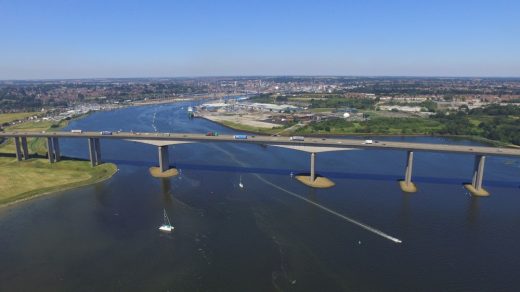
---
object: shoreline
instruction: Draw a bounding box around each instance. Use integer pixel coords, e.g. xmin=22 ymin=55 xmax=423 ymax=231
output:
xmin=196 ymin=114 xmax=517 ymax=148
xmin=0 ymin=112 xmax=118 ymax=208
xmin=0 ymin=162 xmax=117 ymax=209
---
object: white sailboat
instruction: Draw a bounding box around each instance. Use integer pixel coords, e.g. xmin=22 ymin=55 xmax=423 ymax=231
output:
xmin=239 ymin=175 xmax=244 ymax=189
xmin=159 ymin=209 xmax=174 ymax=233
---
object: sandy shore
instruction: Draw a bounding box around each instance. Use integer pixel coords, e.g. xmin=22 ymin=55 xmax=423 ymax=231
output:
xmin=199 ymin=112 xmax=282 ymax=129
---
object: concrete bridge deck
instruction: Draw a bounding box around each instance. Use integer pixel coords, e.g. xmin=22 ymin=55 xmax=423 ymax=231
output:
xmin=1 ymin=131 xmax=520 ymax=157
xmin=1 ymin=131 xmax=519 ymax=196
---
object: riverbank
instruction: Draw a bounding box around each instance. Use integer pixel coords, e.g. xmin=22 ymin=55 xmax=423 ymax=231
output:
xmin=197 ymin=114 xmax=517 ymax=148
xmin=197 ymin=114 xmax=284 ymax=135
xmin=0 ymin=113 xmax=118 ymax=207
xmin=0 ymin=158 xmax=117 ymax=207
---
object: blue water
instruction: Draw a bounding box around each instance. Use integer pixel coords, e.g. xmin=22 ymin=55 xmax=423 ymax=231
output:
xmin=1 ymin=102 xmax=519 ymax=291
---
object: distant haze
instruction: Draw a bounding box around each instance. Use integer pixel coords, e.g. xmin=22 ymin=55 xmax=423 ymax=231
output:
xmin=1 ymin=0 xmax=519 ymax=79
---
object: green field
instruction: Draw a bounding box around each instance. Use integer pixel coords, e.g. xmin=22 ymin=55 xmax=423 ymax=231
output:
xmin=0 ymin=157 xmax=117 ymax=206
xmin=295 ymin=117 xmax=444 ymax=135
xmin=0 ymin=116 xmax=117 ymax=207
xmin=0 ymin=112 xmax=40 ymax=125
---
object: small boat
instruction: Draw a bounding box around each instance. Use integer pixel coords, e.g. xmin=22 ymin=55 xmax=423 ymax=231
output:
xmin=159 ymin=209 xmax=174 ymax=233
xmin=239 ymin=175 xmax=244 ymax=189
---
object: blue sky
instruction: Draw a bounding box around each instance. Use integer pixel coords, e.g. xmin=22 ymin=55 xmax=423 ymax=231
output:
xmin=0 ymin=0 xmax=519 ymax=79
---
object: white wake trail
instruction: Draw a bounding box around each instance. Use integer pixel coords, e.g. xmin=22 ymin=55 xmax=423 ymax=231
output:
xmin=255 ymin=175 xmax=402 ymax=244
xmin=210 ymin=143 xmax=403 ymax=244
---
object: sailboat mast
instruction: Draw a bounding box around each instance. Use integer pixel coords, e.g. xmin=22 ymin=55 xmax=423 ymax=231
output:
xmin=164 ymin=209 xmax=171 ymax=226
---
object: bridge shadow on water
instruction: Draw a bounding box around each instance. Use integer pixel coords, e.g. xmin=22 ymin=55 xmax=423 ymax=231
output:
xmin=107 ymin=158 xmax=520 ymax=190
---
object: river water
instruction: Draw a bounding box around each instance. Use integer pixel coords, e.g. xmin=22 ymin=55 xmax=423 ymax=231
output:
xmin=1 ymin=102 xmax=520 ymax=291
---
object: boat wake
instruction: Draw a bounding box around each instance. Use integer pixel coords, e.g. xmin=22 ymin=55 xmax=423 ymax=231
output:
xmin=255 ymin=174 xmax=402 ymax=244
xmin=210 ymin=143 xmax=403 ymax=244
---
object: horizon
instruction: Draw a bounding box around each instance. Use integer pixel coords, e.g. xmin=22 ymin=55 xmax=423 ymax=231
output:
xmin=3 ymin=74 xmax=520 ymax=82
xmin=1 ymin=0 xmax=519 ymax=79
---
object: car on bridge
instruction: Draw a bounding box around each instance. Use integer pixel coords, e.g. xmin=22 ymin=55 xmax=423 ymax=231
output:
xmin=290 ymin=136 xmax=305 ymax=141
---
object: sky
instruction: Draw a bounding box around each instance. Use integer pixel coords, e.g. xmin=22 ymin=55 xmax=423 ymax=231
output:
xmin=0 ymin=0 xmax=519 ymax=79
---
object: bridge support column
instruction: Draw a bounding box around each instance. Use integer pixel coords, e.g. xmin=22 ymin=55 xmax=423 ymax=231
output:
xmin=52 ymin=137 xmax=61 ymax=162
xmin=94 ymin=138 xmax=101 ymax=164
xmin=294 ymin=152 xmax=334 ymax=188
xmin=310 ymin=152 xmax=316 ymax=182
xmin=149 ymin=145 xmax=178 ymax=178
xmin=158 ymin=145 xmax=169 ymax=172
xmin=21 ymin=137 xmax=29 ymax=160
xmin=465 ymin=155 xmax=489 ymax=196
xmin=14 ymin=137 xmax=22 ymax=161
xmin=88 ymin=138 xmax=97 ymax=167
xmin=399 ymin=151 xmax=417 ymax=192
xmin=46 ymin=137 xmax=55 ymax=163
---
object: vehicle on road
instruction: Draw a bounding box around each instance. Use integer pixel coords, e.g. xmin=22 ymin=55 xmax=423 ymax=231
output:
xmin=290 ymin=136 xmax=305 ymax=141
xmin=100 ymin=131 xmax=112 ymax=135
xmin=363 ymin=139 xmax=373 ymax=144
xmin=71 ymin=129 xmax=83 ymax=133
xmin=233 ymin=135 xmax=248 ymax=140
xmin=206 ymin=131 xmax=219 ymax=136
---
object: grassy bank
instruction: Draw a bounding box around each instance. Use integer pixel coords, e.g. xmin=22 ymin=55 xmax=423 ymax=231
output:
xmin=0 ymin=158 xmax=117 ymax=206
xmin=0 ymin=116 xmax=117 ymax=207
xmin=204 ymin=114 xmax=516 ymax=147
xmin=0 ymin=112 xmax=40 ymax=125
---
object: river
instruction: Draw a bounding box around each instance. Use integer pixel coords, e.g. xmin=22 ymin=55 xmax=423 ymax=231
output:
xmin=1 ymin=102 xmax=520 ymax=291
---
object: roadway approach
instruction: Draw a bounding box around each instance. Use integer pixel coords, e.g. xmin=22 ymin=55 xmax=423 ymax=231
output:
xmin=2 ymin=131 xmax=520 ymax=196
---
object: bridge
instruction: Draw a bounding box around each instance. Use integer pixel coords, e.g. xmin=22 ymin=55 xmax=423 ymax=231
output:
xmin=2 ymin=131 xmax=520 ymax=196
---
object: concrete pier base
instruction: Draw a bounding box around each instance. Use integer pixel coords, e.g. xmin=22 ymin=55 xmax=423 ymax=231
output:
xmin=399 ymin=151 xmax=417 ymax=193
xmin=294 ymin=152 xmax=335 ymax=188
xmin=149 ymin=145 xmax=178 ymax=178
xmin=295 ymin=174 xmax=335 ymax=188
xmin=149 ymin=167 xmax=179 ymax=178
xmin=464 ymin=184 xmax=490 ymax=197
xmin=399 ymin=180 xmax=418 ymax=193
xmin=466 ymin=155 xmax=489 ymax=196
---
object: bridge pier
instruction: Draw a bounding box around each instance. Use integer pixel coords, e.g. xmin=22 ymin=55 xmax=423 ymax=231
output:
xmin=310 ymin=152 xmax=316 ymax=182
xmin=158 ymin=145 xmax=169 ymax=172
xmin=399 ymin=151 xmax=417 ymax=192
xmin=149 ymin=145 xmax=178 ymax=178
xmin=21 ymin=137 xmax=29 ymax=160
xmin=52 ymin=137 xmax=61 ymax=162
xmin=14 ymin=137 xmax=22 ymax=161
xmin=465 ymin=155 xmax=489 ymax=196
xmin=46 ymin=137 xmax=55 ymax=163
xmin=294 ymin=152 xmax=335 ymax=188
xmin=94 ymin=138 xmax=101 ymax=164
xmin=88 ymin=138 xmax=101 ymax=166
